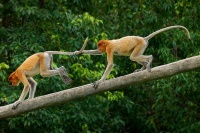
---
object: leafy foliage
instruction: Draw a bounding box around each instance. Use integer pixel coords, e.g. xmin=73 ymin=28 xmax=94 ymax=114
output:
xmin=0 ymin=0 xmax=200 ymax=132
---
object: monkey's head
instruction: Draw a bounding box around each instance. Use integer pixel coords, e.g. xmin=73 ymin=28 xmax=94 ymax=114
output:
xmin=8 ymin=72 xmax=20 ymax=86
xmin=97 ymin=40 xmax=108 ymax=53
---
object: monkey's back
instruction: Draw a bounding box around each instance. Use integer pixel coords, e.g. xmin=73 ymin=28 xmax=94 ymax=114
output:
xmin=111 ymin=36 xmax=144 ymax=56
xmin=17 ymin=53 xmax=42 ymax=76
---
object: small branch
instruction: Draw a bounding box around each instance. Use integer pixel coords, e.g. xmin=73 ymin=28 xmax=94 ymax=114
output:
xmin=0 ymin=55 xmax=200 ymax=119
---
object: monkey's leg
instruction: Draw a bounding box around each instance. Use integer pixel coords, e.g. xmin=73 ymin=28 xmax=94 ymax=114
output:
xmin=40 ymin=68 xmax=72 ymax=84
xmin=40 ymin=53 xmax=72 ymax=84
xmin=58 ymin=66 xmax=72 ymax=84
xmin=131 ymin=55 xmax=153 ymax=72
xmin=49 ymin=54 xmax=54 ymax=70
xmin=28 ymin=77 xmax=37 ymax=99
xmin=146 ymin=55 xmax=153 ymax=71
xmin=130 ymin=42 xmax=153 ymax=72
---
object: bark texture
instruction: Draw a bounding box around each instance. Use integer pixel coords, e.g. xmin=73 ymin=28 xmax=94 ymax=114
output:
xmin=0 ymin=55 xmax=200 ymax=119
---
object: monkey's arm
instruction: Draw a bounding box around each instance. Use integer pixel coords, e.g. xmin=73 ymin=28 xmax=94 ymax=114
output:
xmin=93 ymin=51 xmax=114 ymax=88
xmin=12 ymin=70 xmax=31 ymax=109
xmin=100 ymin=51 xmax=114 ymax=81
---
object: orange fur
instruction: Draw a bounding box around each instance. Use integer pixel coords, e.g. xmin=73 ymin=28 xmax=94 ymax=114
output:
xmin=9 ymin=52 xmax=72 ymax=109
xmin=98 ymin=36 xmax=144 ymax=56
xmin=95 ymin=36 xmax=148 ymax=87
xmin=77 ymin=26 xmax=191 ymax=89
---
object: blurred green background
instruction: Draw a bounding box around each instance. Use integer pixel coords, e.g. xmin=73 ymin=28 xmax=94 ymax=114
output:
xmin=0 ymin=0 xmax=200 ymax=132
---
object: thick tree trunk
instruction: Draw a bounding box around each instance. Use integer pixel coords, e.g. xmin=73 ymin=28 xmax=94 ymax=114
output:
xmin=0 ymin=55 xmax=200 ymax=119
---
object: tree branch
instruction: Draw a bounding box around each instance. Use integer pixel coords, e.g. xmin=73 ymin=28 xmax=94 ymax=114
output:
xmin=0 ymin=55 xmax=200 ymax=119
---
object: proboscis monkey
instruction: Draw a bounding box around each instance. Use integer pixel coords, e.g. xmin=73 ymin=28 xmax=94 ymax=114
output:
xmin=8 ymin=38 xmax=90 ymax=109
xmin=75 ymin=25 xmax=191 ymax=88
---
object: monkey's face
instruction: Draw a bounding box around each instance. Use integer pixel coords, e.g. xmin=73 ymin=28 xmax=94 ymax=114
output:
xmin=97 ymin=40 xmax=107 ymax=53
xmin=8 ymin=72 xmax=20 ymax=86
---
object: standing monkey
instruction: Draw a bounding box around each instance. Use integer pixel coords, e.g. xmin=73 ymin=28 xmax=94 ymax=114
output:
xmin=75 ymin=25 xmax=191 ymax=88
xmin=8 ymin=38 xmax=89 ymax=109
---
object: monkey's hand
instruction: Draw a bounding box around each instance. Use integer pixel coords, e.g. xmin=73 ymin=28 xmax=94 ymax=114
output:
xmin=12 ymin=100 xmax=21 ymax=110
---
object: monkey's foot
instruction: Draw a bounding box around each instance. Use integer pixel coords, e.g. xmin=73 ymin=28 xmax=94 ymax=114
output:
xmin=59 ymin=66 xmax=72 ymax=84
xmin=146 ymin=55 xmax=153 ymax=72
xmin=134 ymin=66 xmax=146 ymax=72
xmin=146 ymin=67 xmax=151 ymax=72
xmin=134 ymin=62 xmax=147 ymax=72
xmin=12 ymin=101 xmax=21 ymax=110
xmin=93 ymin=80 xmax=103 ymax=89
xmin=93 ymin=81 xmax=99 ymax=89
xmin=134 ymin=68 xmax=144 ymax=72
xmin=134 ymin=67 xmax=151 ymax=72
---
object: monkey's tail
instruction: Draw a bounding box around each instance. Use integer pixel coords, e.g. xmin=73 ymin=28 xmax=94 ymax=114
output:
xmin=46 ymin=51 xmax=75 ymax=55
xmin=46 ymin=50 xmax=102 ymax=56
xmin=144 ymin=25 xmax=191 ymax=41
